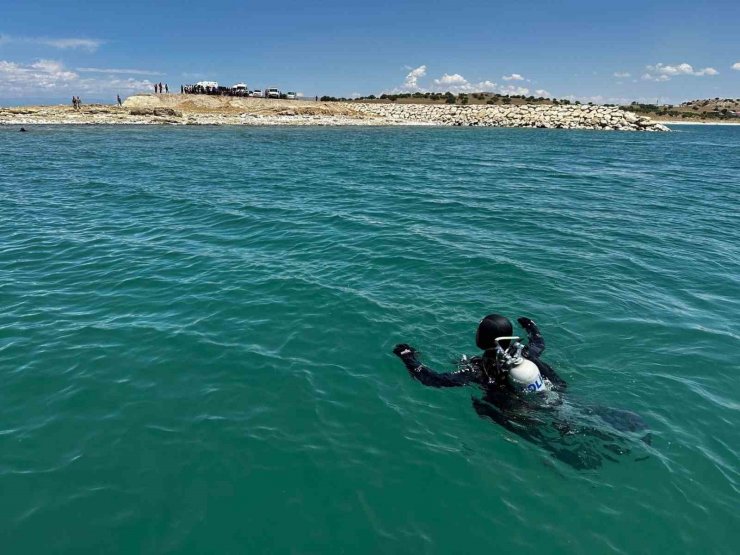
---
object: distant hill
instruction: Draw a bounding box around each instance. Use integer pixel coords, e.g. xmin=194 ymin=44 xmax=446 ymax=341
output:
xmin=329 ymin=92 xmax=561 ymax=106
xmin=625 ymin=98 xmax=740 ymax=122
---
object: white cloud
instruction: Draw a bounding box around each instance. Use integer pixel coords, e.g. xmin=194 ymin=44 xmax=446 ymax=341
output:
xmin=77 ymin=67 xmax=164 ymax=76
xmin=733 ymin=62 xmax=740 ymax=71
xmin=502 ymin=73 xmax=524 ymax=81
xmin=0 ymin=59 xmax=78 ymax=91
xmin=0 ymin=58 xmax=153 ymax=98
xmin=433 ymin=73 xmax=467 ymax=86
xmin=641 ymin=73 xmax=670 ymax=82
xmin=642 ymin=62 xmax=719 ymax=81
xmin=651 ymin=63 xmax=692 ymax=75
xmin=0 ymin=34 xmax=103 ymax=51
xmin=402 ymin=65 xmax=426 ymax=90
xmin=498 ymin=84 xmax=529 ymax=96
xmin=386 ymin=65 xmax=543 ymax=97
xmin=41 ymin=38 xmax=102 ymax=51
xmin=613 ymin=72 xmax=631 ymax=78
xmin=534 ymin=89 xmax=551 ymax=97
xmin=475 ymin=80 xmax=498 ymax=91
xmin=432 ymin=73 xmax=500 ymax=93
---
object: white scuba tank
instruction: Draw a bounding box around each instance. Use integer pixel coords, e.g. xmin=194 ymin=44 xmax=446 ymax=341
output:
xmin=508 ymin=357 xmax=548 ymax=394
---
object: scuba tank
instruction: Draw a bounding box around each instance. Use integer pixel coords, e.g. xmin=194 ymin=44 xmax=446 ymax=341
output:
xmin=493 ymin=336 xmax=550 ymax=394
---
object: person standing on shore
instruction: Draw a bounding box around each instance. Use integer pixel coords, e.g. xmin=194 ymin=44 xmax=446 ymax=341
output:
xmin=76 ymin=96 xmax=82 ymax=110
xmin=153 ymin=83 xmax=157 ymax=94
xmin=72 ymin=96 xmax=76 ymax=109
xmin=165 ymin=84 xmax=169 ymax=94
xmin=117 ymin=94 xmax=122 ymax=107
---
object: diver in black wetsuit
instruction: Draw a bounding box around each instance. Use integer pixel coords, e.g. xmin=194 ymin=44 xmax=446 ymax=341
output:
xmin=394 ymin=314 xmax=564 ymax=392
xmin=393 ymin=314 xmax=650 ymax=470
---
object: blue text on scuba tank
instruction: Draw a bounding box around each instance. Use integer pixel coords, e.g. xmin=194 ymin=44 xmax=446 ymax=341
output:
xmin=524 ymin=377 xmax=543 ymax=393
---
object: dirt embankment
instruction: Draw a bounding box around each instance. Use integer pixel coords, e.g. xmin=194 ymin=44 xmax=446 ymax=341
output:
xmin=122 ymin=94 xmax=361 ymax=117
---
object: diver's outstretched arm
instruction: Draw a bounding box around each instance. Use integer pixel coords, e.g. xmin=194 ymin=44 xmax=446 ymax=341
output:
xmin=393 ymin=344 xmax=473 ymax=387
xmin=518 ymin=317 xmax=545 ymax=357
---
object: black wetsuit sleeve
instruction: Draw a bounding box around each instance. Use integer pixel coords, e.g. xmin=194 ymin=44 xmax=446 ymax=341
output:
xmin=393 ymin=344 xmax=474 ymax=387
xmin=518 ymin=317 xmax=545 ymax=357
xmin=517 ymin=318 xmax=567 ymax=389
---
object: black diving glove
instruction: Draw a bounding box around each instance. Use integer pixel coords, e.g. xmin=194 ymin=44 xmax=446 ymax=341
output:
xmin=393 ymin=344 xmax=417 ymax=360
xmin=517 ymin=317 xmax=537 ymax=332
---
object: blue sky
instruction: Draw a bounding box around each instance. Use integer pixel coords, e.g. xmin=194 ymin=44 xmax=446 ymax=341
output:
xmin=1 ymin=0 xmax=739 ymax=105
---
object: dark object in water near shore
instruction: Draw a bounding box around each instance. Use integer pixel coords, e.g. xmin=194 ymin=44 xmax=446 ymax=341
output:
xmin=19 ymin=127 xmax=27 ymax=132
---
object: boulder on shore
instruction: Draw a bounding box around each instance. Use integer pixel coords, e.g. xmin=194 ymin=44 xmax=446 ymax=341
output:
xmin=349 ymin=103 xmax=668 ymax=131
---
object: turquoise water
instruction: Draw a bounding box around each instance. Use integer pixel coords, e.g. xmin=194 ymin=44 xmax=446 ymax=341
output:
xmin=1 ymin=125 xmax=738 ymax=553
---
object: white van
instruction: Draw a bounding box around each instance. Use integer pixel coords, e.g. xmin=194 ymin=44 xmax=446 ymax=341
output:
xmin=267 ymin=88 xmax=280 ymax=98
xmin=253 ymin=89 xmax=264 ymax=98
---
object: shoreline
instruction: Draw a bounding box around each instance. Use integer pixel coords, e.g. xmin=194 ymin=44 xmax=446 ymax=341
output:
xmin=0 ymin=119 xmax=740 ymax=130
xmin=652 ymin=120 xmax=740 ymax=126
xmin=0 ymin=94 xmax=670 ymax=131
xmin=1 ymin=119 xmax=430 ymax=127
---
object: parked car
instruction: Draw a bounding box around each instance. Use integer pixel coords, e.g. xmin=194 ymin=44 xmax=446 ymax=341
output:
xmin=286 ymin=92 xmax=297 ymax=99
xmin=267 ymin=88 xmax=280 ymax=98
xmin=253 ymin=89 xmax=264 ymax=98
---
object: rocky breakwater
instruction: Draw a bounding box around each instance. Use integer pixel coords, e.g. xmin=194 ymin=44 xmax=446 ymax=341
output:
xmin=351 ymin=103 xmax=669 ymax=131
xmin=0 ymin=96 xmax=668 ymax=130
